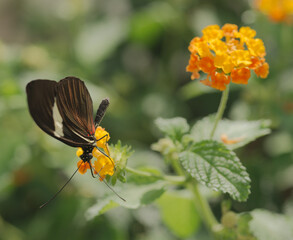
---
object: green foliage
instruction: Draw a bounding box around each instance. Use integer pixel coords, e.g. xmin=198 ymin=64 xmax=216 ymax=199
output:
xmin=155 ymin=117 xmax=190 ymax=141
xmin=190 ymin=115 xmax=271 ymax=149
xmin=155 ymin=117 xmax=254 ymax=202
xmin=108 ymin=140 xmax=133 ymax=185
xmin=86 ymin=180 xmax=168 ymax=219
xmin=156 ymin=190 xmax=200 ymax=238
xmin=180 ymin=140 xmax=251 ymax=201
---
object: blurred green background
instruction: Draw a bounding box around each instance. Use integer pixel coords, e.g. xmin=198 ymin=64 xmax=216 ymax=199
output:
xmin=0 ymin=0 xmax=293 ymax=239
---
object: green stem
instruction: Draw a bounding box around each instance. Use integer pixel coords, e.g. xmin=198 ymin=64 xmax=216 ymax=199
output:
xmin=125 ymin=166 xmax=186 ymax=185
xmin=188 ymin=182 xmax=219 ymax=232
xmin=169 ymin=157 xmax=219 ymax=234
xmin=126 ymin=166 xmax=219 ymax=231
xmin=210 ymin=85 xmax=230 ymax=139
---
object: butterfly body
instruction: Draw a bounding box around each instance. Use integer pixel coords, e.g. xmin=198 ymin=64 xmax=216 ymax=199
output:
xmin=80 ymin=146 xmax=94 ymax=162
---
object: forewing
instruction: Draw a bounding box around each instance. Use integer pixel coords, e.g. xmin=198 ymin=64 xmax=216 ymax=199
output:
xmin=56 ymin=77 xmax=95 ymax=144
xmin=26 ymin=78 xmax=95 ymax=147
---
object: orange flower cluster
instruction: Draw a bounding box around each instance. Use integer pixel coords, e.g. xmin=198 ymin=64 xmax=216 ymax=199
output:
xmin=76 ymin=126 xmax=114 ymax=181
xmin=186 ymin=24 xmax=269 ymax=91
xmin=255 ymin=0 xmax=293 ymax=23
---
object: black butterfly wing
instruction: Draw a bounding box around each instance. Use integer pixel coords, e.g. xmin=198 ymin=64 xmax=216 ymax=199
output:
xmin=26 ymin=79 xmax=58 ymax=137
xmin=56 ymin=77 xmax=96 ymax=143
xmin=26 ymin=77 xmax=95 ymax=147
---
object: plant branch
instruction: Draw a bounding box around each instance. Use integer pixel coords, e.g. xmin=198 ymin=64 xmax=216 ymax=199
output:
xmin=210 ymin=85 xmax=230 ymax=139
xmin=187 ymin=182 xmax=219 ymax=232
xmin=169 ymin=156 xmax=219 ymax=234
xmin=125 ymin=166 xmax=186 ymax=185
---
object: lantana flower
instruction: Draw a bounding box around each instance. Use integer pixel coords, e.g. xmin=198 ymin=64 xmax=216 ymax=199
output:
xmin=186 ymin=24 xmax=269 ymax=91
xmin=255 ymin=0 xmax=293 ymax=23
xmin=76 ymin=126 xmax=115 ymax=181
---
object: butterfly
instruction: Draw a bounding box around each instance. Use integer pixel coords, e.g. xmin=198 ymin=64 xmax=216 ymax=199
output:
xmin=26 ymin=76 xmax=124 ymax=207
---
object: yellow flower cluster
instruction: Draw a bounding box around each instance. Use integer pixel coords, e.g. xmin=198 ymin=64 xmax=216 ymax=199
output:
xmin=186 ymin=24 xmax=269 ymax=91
xmin=256 ymin=0 xmax=293 ymax=23
xmin=76 ymin=126 xmax=114 ymax=181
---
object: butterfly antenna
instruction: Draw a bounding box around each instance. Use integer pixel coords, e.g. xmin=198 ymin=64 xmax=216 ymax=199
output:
xmin=101 ymin=175 xmax=126 ymax=202
xmin=92 ymin=145 xmax=125 ymax=201
xmin=39 ymin=164 xmax=81 ymax=209
xmin=88 ymin=162 xmax=125 ymax=201
xmin=95 ymin=98 xmax=110 ymax=128
xmin=96 ymin=165 xmax=126 ymax=202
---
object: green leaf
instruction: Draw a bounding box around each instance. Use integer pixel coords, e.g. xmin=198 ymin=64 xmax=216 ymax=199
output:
xmin=155 ymin=117 xmax=189 ymax=140
xmin=237 ymin=213 xmax=256 ymax=239
xmin=179 ymin=140 xmax=251 ymax=201
xmin=108 ymin=140 xmax=133 ymax=185
xmin=86 ymin=180 xmax=168 ymax=219
xmin=156 ymin=190 xmax=200 ymax=238
xmin=191 ymin=115 xmax=271 ymax=149
xmin=249 ymin=209 xmax=293 ymax=240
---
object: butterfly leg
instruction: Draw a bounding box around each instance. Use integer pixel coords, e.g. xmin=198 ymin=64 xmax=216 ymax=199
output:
xmin=89 ymin=160 xmax=97 ymax=178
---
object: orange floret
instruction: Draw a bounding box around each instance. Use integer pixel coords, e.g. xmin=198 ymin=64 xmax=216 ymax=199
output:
xmin=246 ymin=38 xmax=266 ymax=58
xmin=93 ymin=156 xmax=115 ymax=181
xmin=254 ymin=62 xmax=269 ymax=78
xmin=222 ymin=24 xmax=238 ymax=38
xmin=198 ymin=57 xmax=216 ymax=74
xmin=77 ymin=159 xmax=91 ymax=174
xmin=237 ymin=27 xmax=256 ymax=41
xmin=230 ymin=50 xmax=252 ymax=67
xmin=186 ymin=54 xmax=200 ymax=80
xmin=188 ymin=37 xmax=203 ymax=53
xmin=210 ymin=71 xmax=231 ymax=91
xmin=76 ymin=147 xmax=83 ymax=157
xmin=202 ymin=25 xmax=223 ymax=40
xmin=214 ymin=53 xmax=234 ymax=74
xmin=231 ymin=68 xmax=251 ymax=84
xmin=95 ymin=126 xmax=110 ymax=148
xmin=194 ymin=41 xmax=213 ymax=58
xmin=249 ymin=57 xmax=264 ymax=69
